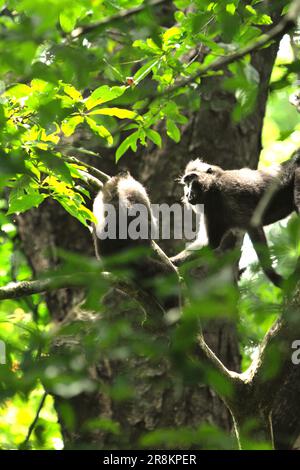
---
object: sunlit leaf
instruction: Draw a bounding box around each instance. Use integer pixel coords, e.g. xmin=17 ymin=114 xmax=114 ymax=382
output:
xmin=5 ymin=84 xmax=31 ymax=100
xmin=54 ymin=195 xmax=96 ymax=226
xmin=166 ymin=119 xmax=180 ymax=143
xmin=163 ymin=26 xmax=181 ymax=44
xmin=37 ymin=150 xmax=72 ymax=185
xmin=85 ymin=117 xmax=113 ymax=145
xmin=59 ymin=5 xmax=84 ymax=33
xmin=61 ymin=115 xmax=84 ymax=137
xmin=85 ymin=86 xmax=126 ymax=111
xmin=62 ymin=84 xmax=83 ymax=102
xmin=134 ymin=59 xmax=161 ymax=83
xmin=116 ymin=131 xmax=139 ymax=161
xmin=88 ymin=108 xmax=136 ymax=119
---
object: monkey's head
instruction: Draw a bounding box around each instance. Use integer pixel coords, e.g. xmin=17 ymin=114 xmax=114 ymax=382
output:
xmin=101 ymin=172 xmax=150 ymax=207
xmin=181 ymin=159 xmax=224 ymax=205
xmin=93 ymin=172 xmax=154 ymax=247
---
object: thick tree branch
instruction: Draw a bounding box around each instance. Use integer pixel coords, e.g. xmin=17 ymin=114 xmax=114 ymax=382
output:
xmin=0 ymin=266 xmax=177 ymax=317
xmin=0 ymin=272 xmax=113 ymax=300
xmin=243 ymin=281 xmax=300 ymax=410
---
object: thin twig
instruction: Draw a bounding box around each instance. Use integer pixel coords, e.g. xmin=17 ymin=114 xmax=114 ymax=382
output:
xmin=62 ymin=155 xmax=110 ymax=183
xmin=72 ymin=0 xmax=172 ymax=38
xmin=76 ymin=169 xmax=103 ymax=191
xmin=20 ymin=392 xmax=48 ymax=448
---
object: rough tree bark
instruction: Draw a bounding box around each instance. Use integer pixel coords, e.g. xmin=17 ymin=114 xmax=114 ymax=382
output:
xmin=16 ymin=26 xmax=289 ymax=449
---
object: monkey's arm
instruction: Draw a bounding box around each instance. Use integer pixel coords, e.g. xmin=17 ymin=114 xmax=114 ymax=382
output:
xmin=170 ymin=246 xmax=201 ymax=267
xmin=248 ymin=227 xmax=282 ymax=287
xmin=171 ymin=230 xmax=242 ymax=267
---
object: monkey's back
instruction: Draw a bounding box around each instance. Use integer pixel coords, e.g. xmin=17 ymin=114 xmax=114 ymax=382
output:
xmin=93 ymin=174 xmax=153 ymax=258
xmin=260 ymin=153 xmax=300 ymax=224
xmin=213 ymin=169 xmax=273 ymax=228
xmin=212 ymin=159 xmax=297 ymax=228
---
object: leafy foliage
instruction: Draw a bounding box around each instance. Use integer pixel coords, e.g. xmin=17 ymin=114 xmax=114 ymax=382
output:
xmin=0 ymin=0 xmax=297 ymax=222
xmin=0 ymin=0 xmax=299 ymax=451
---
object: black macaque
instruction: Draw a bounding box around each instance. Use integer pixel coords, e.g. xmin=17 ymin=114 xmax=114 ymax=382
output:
xmin=180 ymin=152 xmax=300 ymax=287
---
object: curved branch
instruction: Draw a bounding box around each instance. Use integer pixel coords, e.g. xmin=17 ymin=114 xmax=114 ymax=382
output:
xmin=242 ymin=281 xmax=300 ymax=412
xmin=196 ymin=333 xmax=241 ymax=386
xmin=63 ymin=155 xmax=110 ymax=183
xmin=77 ymin=169 xmax=104 ymax=191
xmin=72 ymin=0 xmax=172 ymax=38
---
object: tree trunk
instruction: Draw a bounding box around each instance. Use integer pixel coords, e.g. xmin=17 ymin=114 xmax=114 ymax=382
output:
xmin=17 ymin=40 xmax=280 ymax=449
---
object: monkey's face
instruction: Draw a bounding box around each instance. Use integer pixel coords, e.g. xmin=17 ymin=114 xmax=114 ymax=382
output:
xmin=181 ymin=159 xmax=223 ymax=205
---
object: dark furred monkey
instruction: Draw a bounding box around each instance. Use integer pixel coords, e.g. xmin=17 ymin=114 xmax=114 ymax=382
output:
xmin=180 ymin=153 xmax=300 ymax=287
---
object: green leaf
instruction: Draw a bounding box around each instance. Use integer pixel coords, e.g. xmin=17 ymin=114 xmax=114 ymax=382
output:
xmin=59 ymin=6 xmax=83 ymax=33
xmin=37 ymin=151 xmax=72 ymax=185
xmin=217 ymin=10 xmax=241 ymax=43
xmin=223 ymin=61 xmax=259 ymax=121
xmin=146 ymin=129 xmax=162 ymax=147
xmin=85 ymin=117 xmax=113 ymax=145
xmin=166 ymin=119 xmax=180 ymax=143
xmin=190 ymin=11 xmax=214 ymax=34
xmin=162 ymin=26 xmax=181 ymax=46
xmin=5 ymin=84 xmax=31 ymax=100
xmin=85 ymin=86 xmax=126 ymax=111
xmin=7 ymin=193 xmax=46 ymax=215
xmin=254 ymin=14 xmax=272 ymax=26
xmin=88 ymin=108 xmax=136 ymax=119
xmin=133 ymin=39 xmax=161 ymax=55
xmin=134 ymin=59 xmax=160 ymax=83
xmin=116 ymin=131 xmax=139 ymax=162
xmin=162 ymin=101 xmax=188 ymax=124
xmin=61 ymin=115 xmax=84 ymax=137
xmin=0 ymin=152 xmax=26 ymax=175
xmin=63 ymin=84 xmax=83 ymax=102
xmin=54 ymin=195 xmax=95 ymax=227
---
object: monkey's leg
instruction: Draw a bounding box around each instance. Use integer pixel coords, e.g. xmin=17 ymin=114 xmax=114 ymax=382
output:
xmin=294 ymin=167 xmax=300 ymax=213
xmin=248 ymin=227 xmax=283 ymax=287
xmin=92 ymin=224 xmax=101 ymax=261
